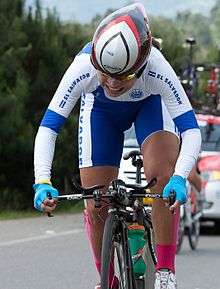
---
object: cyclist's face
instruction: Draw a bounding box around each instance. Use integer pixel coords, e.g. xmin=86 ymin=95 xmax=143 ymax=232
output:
xmin=97 ymin=71 xmax=136 ymax=97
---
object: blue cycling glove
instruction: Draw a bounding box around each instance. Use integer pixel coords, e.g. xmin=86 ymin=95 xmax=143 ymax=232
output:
xmin=33 ymin=183 xmax=59 ymax=211
xmin=163 ymin=175 xmax=187 ymax=204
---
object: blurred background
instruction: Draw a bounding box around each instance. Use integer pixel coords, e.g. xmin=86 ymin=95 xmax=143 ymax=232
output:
xmin=0 ymin=0 xmax=220 ymax=212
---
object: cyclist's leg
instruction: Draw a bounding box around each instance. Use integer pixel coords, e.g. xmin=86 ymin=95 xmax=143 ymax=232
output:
xmin=141 ymin=131 xmax=180 ymax=273
xmin=78 ymin=94 xmax=132 ymax=286
xmin=135 ymin=95 xmax=180 ymax=275
xmin=81 ymin=166 xmax=118 ymax=285
xmin=81 ymin=167 xmax=118 ymax=261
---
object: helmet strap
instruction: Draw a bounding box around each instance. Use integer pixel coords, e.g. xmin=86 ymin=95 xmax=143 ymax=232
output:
xmin=136 ymin=62 xmax=148 ymax=79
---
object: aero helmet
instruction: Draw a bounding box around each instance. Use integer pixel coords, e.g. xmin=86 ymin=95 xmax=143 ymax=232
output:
xmin=91 ymin=3 xmax=152 ymax=79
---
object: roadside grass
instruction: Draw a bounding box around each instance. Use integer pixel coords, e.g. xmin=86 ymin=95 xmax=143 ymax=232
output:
xmin=0 ymin=201 xmax=84 ymax=220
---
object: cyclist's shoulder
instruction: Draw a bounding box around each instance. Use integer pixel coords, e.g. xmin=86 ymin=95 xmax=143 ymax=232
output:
xmin=144 ymin=47 xmax=179 ymax=88
xmin=74 ymin=41 xmax=93 ymax=66
xmin=77 ymin=41 xmax=93 ymax=56
xmin=147 ymin=46 xmax=170 ymax=72
xmin=143 ymin=47 xmax=170 ymax=90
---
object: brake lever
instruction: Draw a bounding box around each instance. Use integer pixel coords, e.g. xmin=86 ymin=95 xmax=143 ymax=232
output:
xmin=72 ymin=180 xmax=105 ymax=195
xmin=168 ymin=190 xmax=176 ymax=206
xmin=47 ymin=192 xmax=54 ymax=218
xmin=168 ymin=191 xmax=176 ymax=214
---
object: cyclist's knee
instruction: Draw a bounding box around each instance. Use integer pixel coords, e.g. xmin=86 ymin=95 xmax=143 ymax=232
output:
xmin=145 ymin=169 xmax=174 ymax=193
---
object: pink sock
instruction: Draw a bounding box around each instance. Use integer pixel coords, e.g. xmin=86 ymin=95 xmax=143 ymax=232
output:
xmin=156 ymin=208 xmax=180 ymax=273
xmin=84 ymin=210 xmax=115 ymax=285
xmin=156 ymin=244 xmax=176 ymax=273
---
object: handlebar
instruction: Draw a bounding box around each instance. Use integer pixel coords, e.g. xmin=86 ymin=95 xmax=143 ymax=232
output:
xmin=56 ymin=178 xmax=175 ymax=207
xmin=47 ymin=150 xmax=177 ymax=216
xmin=57 ymin=178 xmax=158 ymax=200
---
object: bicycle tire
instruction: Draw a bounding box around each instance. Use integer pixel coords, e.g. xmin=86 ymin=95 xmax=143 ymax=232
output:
xmin=143 ymin=218 xmax=156 ymax=289
xmin=176 ymin=216 xmax=185 ymax=254
xmin=101 ymin=212 xmax=134 ymax=289
xmin=187 ymin=218 xmax=200 ymax=250
xmin=145 ymin=226 xmax=157 ymax=266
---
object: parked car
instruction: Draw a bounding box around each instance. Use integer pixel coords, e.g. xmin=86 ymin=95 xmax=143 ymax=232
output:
xmin=196 ymin=113 xmax=220 ymax=156
xmin=198 ymin=155 xmax=220 ymax=227
xmin=196 ymin=114 xmax=220 ymax=226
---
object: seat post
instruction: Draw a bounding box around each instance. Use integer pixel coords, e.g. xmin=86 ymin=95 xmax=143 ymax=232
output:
xmin=132 ymin=156 xmax=143 ymax=184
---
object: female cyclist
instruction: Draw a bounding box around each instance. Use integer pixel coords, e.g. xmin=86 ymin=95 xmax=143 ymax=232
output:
xmin=33 ymin=3 xmax=201 ymax=288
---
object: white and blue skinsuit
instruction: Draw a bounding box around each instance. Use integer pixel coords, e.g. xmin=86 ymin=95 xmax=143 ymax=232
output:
xmin=34 ymin=44 xmax=201 ymax=182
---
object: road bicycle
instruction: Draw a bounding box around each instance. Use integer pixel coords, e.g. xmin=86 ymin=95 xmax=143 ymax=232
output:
xmin=55 ymin=150 xmax=175 ymax=289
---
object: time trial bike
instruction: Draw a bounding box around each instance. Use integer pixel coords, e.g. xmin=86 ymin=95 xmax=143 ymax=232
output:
xmin=55 ymin=150 xmax=175 ymax=289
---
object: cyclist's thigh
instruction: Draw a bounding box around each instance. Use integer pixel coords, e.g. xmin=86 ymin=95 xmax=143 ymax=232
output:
xmin=80 ymin=166 xmax=118 ymax=188
xmin=78 ymin=95 xmax=129 ymax=170
xmin=81 ymin=166 xmax=118 ymax=209
xmin=79 ymin=94 xmax=128 ymax=207
xmin=141 ymin=131 xmax=179 ymax=191
xmin=134 ymin=95 xmax=180 ymax=191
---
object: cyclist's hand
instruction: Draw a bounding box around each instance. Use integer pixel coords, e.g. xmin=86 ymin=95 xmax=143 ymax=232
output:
xmin=162 ymin=175 xmax=187 ymax=213
xmin=33 ymin=183 xmax=59 ymax=213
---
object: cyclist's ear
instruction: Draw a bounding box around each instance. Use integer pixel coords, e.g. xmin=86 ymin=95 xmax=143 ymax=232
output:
xmin=152 ymin=37 xmax=162 ymax=51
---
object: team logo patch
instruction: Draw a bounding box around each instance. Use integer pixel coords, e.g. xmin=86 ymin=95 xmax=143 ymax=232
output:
xmin=129 ymin=89 xmax=143 ymax=99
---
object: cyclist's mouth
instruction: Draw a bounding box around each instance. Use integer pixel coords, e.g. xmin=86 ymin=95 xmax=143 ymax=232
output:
xmin=105 ymin=84 xmax=124 ymax=95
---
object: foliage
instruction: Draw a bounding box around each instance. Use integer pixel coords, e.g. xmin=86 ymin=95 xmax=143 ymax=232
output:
xmin=150 ymin=16 xmax=186 ymax=73
xmin=0 ymin=0 xmax=89 ymax=210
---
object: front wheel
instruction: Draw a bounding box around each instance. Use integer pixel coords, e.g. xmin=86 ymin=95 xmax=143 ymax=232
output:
xmin=176 ymin=216 xmax=185 ymax=254
xmin=101 ymin=213 xmax=134 ymax=289
xmin=187 ymin=218 xmax=200 ymax=250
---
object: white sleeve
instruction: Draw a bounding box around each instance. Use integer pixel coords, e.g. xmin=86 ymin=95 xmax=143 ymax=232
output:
xmin=34 ymin=127 xmax=57 ymax=182
xmin=34 ymin=51 xmax=95 ymax=183
xmin=174 ymin=128 xmax=202 ymax=179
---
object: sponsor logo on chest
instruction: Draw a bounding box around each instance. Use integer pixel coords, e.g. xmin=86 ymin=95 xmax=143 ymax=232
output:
xmin=129 ymin=89 xmax=144 ymax=99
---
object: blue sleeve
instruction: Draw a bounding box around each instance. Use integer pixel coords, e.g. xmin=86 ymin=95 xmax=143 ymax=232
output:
xmin=40 ymin=109 xmax=66 ymax=133
xmin=173 ymin=110 xmax=199 ymax=134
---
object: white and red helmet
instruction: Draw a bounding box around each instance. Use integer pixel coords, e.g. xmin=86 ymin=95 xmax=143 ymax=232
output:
xmin=91 ymin=3 xmax=152 ymax=78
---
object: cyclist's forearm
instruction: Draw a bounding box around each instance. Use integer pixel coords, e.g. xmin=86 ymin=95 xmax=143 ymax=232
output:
xmin=34 ymin=126 xmax=57 ymax=183
xmin=188 ymin=166 xmax=202 ymax=192
xmin=174 ymin=128 xmax=201 ymax=179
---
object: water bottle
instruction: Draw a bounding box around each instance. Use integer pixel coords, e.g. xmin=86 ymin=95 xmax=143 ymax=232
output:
xmin=128 ymin=223 xmax=146 ymax=276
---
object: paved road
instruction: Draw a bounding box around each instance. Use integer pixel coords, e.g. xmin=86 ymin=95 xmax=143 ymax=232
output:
xmin=0 ymin=214 xmax=219 ymax=289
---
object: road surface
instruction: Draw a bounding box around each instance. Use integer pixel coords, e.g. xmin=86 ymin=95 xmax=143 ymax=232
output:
xmin=0 ymin=213 xmax=219 ymax=289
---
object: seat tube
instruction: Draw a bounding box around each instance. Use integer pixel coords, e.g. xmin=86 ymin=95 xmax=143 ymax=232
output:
xmin=136 ymin=159 xmax=143 ymax=184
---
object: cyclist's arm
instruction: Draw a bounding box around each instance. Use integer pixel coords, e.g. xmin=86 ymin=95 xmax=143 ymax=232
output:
xmin=148 ymin=50 xmax=201 ymax=179
xmin=34 ymin=50 xmax=94 ymax=184
xmin=174 ymin=129 xmax=201 ymax=179
xmin=188 ymin=165 xmax=202 ymax=192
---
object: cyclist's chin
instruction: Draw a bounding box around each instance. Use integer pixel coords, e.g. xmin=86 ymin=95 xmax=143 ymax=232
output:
xmin=104 ymin=85 xmax=128 ymax=97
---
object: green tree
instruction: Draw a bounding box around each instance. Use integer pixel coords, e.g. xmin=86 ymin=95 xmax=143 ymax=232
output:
xmin=0 ymin=0 xmax=34 ymax=209
xmin=150 ymin=16 xmax=185 ymax=73
xmin=176 ymin=11 xmax=214 ymax=64
xmin=210 ymin=0 xmax=220 ymax=61
xmin=0 ymin=0 xmax=89 ymax=210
